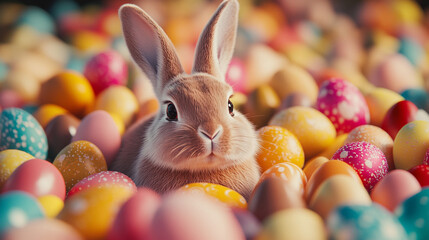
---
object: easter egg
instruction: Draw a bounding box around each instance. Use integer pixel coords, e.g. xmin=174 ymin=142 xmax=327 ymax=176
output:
xmin=53 ymin=140 xmax=107 ymax=192
xmin=39 ymin=71 xmax=95 ymax=118
xmin=276 ymin=92 xmax=313 ymax=112
xmin=15 ymin=6 xmax=55 ymax=34
xmin=71 ymin=30 xmax=110 ymax=53
xmin=58 ymin=185 xmax=134 ymax=240
xmin=232 ymin=209 xmax=262 ymax=240
xmin=107 ymin=188 xmax=161 ymax=240
xmin=317 ymin=133 xmax=348 ymax=159
xmin=269 ymin=106 xmax=336 ymax=158
xmin=0 ymin=90 xmax=24 ymax=109
xmin=316 ymin=78 xmax=369 ymax=134
xmin=381 ymin=100 xmax=418 ymax=139
xmin=364 ymin=87 xmax=404 ymax=126
xmin=256 ymin=126 xmax=304 ymax=172
xmin=37 ymin=195 xmax=64 ymax=218
xmin=393 ymin=121 xmax=429 ymax=170
xmin=0 ymin=150 xmax=34 ymax=188
xmin=327 ymin=204 xmax=408 ymax=240
xmin=345 ymin=125 xmax=394 ymax=170
xmin=68 ymin=171 xmax=136 ymax=198
xmin=395 ymin=188 xmax=429 ymax=240
xmin=371 ymin=170 xmax=421 ymax=212
xmin=303 ymin=156 xmax=329 ymax=180
xmin=225 ymin=58 xmax=247 ymax=94
xmin=45 ymin=114 xmax=80 ymax=161
xmin=0 ymin=108 xmax=48 ymax=160
xmin=258 ymin=162 xmax=307 ymax=196
xmin=151 ymin=192 xmax=245 ymax=240
xmin=408 ymin=165 xmax=429 ymax=187
xmin=0 ymin=191 xmax=45 ymax=235
xmin=332 ymin=141 xmax=388 ymax=191
xmin=178 ymin=182 xmax=247 ymax=209
xmin=32 ymin=104 xmax=68 ymax=129
xmin=255 ymin=208 xmax=326 ymax=240
xmin=398 ymin=37 xmax=425 ymax=66
xmin=401 ymin=88 xmax=429 ymax=111
xmin=72 ymin=110 xmax=121 ymax=166
xmin=2 ymin=159 xmax=66 ymax=200
xmin=244 ymin=84 xmax=280 ymax=128
xmin=83 ymin=51 xmax=128 ymax=95
xmin=309 ymin=175 xmax=371 ymax=219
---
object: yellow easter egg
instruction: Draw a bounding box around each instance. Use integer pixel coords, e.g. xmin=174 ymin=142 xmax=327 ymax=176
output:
xmin=269 ymin=106 xmax=336 ymax=159
xmin=256 ymin=126 xmax=304 ymax=172
xmin=0 ymin=149 xmax=34 ymax=188
xmin=108 ymin=113 xmax=125 ymax=135
xmin=317 ymin=133 xmax=348 ymax=159
xmin=364 ymin=87 xmax=404 ymax=126
xmin=71 ymin=30 xmax=110 ymax=53
xmin=33 ymin=104 xmax=68 ymax=128
xmin=178 ymin=182 xmax=247 ymax=209
xmin=37 ymin=195 xmax=64 ymax=218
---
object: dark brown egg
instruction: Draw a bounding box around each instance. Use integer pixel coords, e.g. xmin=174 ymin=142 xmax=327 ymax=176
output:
xmin=44 ymin=114 xmax=80 ymax=161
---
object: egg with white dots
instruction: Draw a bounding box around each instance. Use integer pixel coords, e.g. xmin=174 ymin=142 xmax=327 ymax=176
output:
xmin=0 ymin=108 xmax=48 ymax=159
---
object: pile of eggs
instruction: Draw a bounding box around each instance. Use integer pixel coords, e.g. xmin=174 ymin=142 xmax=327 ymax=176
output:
xmin=1 ymin=0 xmax=429 ymax=239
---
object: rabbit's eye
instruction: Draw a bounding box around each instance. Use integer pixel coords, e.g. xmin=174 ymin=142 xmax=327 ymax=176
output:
xmin=166 ymin=103 xmax=178 ymax=121
xmin=228 ymin=100 xmax=234 ymax=117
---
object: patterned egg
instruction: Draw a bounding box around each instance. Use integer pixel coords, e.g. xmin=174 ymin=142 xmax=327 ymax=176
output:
xmin=364 ymin=87 xmax=404 ymax=126
xmin=269 ymin=106 xmax=336 ymax=159
xmin=332 ymin=141 xmax=388 ymax=191
xmin=395 ymin=188 xmax=429 ymax=240
xmin=316 ymin=78 xmax=369 ymax=134
xmin=53 ymin=140 xmax=107 ymax=192
xmin=225 ymin=58 xmax=247 ymax=94
xmin=32 ymin=104 xmax=68 ymax=129
xmin=393 ymin=121 xmax=429 ymax=170
xmin=409 ymin=165 xmax=429 ymax=187
xmin=256 ymin=126 xmax=304 ymax=172
xmin=303 ymin=156 xmax=329 ymax=180
xmin=72 ymin=110 xmax=121 ymax=166
xmin=2 ymin=159 xmax=66 ymax=200
xmin=45 ymin=114 xmax=80 ymax=161
xmin=83 ymin=51 xmax=128 ymax=95
xmin=381 ymin=100 xmax=418 ymax=139
xmin=258 ymin=162 xmax=307 ymax=196
xmin=37 ymin=195 xmax=64 ymax=218
xmin=0 ymin=149 xmax=34 ymax=188
xmin=0 ymin=191 xmax=45 ymax=235
xmin=0 ymin=108 xmax=48 ymax=160
xmin=58 ymin=185 xmax=134 ymax=240
xmin=68 ymin=171 xmax=136 ymax=198
xmin=327 ymin=204 xmax=408 ymax=240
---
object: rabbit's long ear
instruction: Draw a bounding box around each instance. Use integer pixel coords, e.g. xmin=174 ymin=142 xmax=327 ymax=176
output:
xmin=192 ymin=0 xmax=239 ymax=79
xmin=119 ymin=4 xmax=184 ymax=95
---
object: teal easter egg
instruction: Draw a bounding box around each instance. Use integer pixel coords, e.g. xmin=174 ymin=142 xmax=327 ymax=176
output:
xmin=0 ymin=108 xmax=48 ymax=159
xmin=398 ymin=38 xmax=424 ymax=67
xmin=401 ymin=88 xmax=429 ymax=110
xmin=50 ymin=0 xmax=79 ymax=20
xmin=0 ymin=61 xmax=8 ymax=82
xmin=0 ymin=191 xmax=45 ymax=235
xmin=327 ymin=204 xmax=407 ymax=240
xmin=395 ymin=188 xmax=429 ymax=240
xmin=15 ymin=6 xmax=55 ymax=34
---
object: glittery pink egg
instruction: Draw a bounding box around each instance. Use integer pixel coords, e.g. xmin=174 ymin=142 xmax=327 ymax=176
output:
xmin=83 ymin=50 xmax=128 ymax=95
xmin=67 ymin=171 xmax=136 ymax=198
xmin=332 ymin=141 xmax=388 ymax=191
xmin=316 ymin=78 xmax=369 ymax=134
xmin=225 ymin=57 xmax=247 ymax=94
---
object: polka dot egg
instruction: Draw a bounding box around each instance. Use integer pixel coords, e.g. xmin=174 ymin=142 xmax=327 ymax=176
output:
xmin=0 ymin=108 xmax=48 ymax=159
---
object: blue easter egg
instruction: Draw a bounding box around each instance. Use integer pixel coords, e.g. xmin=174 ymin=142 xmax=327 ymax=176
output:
xmin=401 ymin=88 xmax=429 ymax=110
xmin=0 ymin=108 xmax=48 ymax=159
xmin=327 ymin=204 xmax=407 ymax=240
xmin=398 ymin=38 xmax=424 ymax=67
xmin=50 ymin=0 xmax=79 ymax=20
xmin=15 ymin=6 xmax=55 ymax=34
xmin=395 ymin=188 xmax=429 ymax=240
xmin=0 ymin=191 xmax=45 ymax=235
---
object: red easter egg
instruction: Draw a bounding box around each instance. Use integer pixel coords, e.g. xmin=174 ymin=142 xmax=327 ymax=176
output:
xmin=409 ymin=164 xmax=429 ymax=187
xmin=381 ymin=100 xmax=418 ymax=139
xmin=67 ymin=171 xmax=136 ymax=198
xmin=2 ymin=159 xmax=66 ymax=200
xmin=225 ymin=58 xmax=247 ymax=94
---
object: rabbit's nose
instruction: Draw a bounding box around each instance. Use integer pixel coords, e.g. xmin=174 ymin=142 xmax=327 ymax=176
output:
xmin=198 ymin=125 xmax=223 ymax=141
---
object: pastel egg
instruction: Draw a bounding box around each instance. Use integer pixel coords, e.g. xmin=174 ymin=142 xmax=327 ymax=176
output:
xmin=332 ymin=141 xmax=388 ymax=191
xmin=258 ymin=162 xmax=307 ymax=196
xmin=381 ymin=100 xmax=418 ymax=139
xmin=15 ymin=6 xmax=55 ymax=34
xmin=53 ymin=140 xmax=107 ymax=192
xmin=316 ymin=78 xmax=369 ymax=134
xmin=0 ymin=90 xmax=24 ymax=109
xmin=398 ymin=37 xmax=425 ymax=67
xmin=83 ymin=51 xmax=128 ymax=95
xmin=107 ymin=188 xmax=161 ymax=240
xmin=244 ymin=84 xmax=280 ymax=128
xmin=0 ymin=191 xmax=45 ymax=235
xmin=68 ymin=171 xmax=136 ymax=198
xmin=393 ymin=121 xmax=429 ymax=170
xmin=0 ymin=108 xmax=48 ymax=160
xmin=2 ymin=159 xmax=66 ymax=200
xmin=345 ymin=124 xmax=394 ymax=170
xmin=70 ymin=30 xmax=110 ymax=53
xmin=37 ymin=195 xmax=64 ymax=218
xmin=72 ymin=110 xmax=121 ymax=166
xmin=94 ymin=86 xmax=139 ymax=127
xmin=408 ymin=164 xmax=429 ymax=187
xmin=256 ymin=126 xmax=304 ymax=172
xmin=269 ymin=106 xmax=336 ymax=158
xmin=364 ymin=87 xmax=404 ymax=126
xmin=32 ymin=104 xmax=68 ymax=129
xmin=58 ymin=185 xmax=134 ymax=240
xmin=178 ymin=182 xmax=247 ymax=209
xmin=39 ymin=71 xmax=95 ymax=118
xmin=303 ymin=156 xmax=329 ymax=180
xmin=45 ymin=114 xmax=80 ymax=161
xmin=327 ymin=204 xmax=407 ymax=240
xmin=232 ymin=209 xmax=262 ymax=240
xmin=395 ymin=188 xmax=429 ymax=240
xmin=225 ymin=57 xmax=247 ymax=94
xmin=371 ymin=170 xmax=421 ymax=212
xmin=0 ymin=149 xmax=34 ymax=188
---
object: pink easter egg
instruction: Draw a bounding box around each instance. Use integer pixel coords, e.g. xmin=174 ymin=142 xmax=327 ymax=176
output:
xmin=67 ymin=171 xmax=136 ymax=198
xmin=332 ymin=141 xmax=388 ymax=191
xmin=316 ymin=78 xmax=370 ymax=134
xmin=83 ymin=50 xmax=128 ymax=95
xmin=0 ymin=90 xmax=25 ymax=109
xmin=225 ymin=58 xmax=247 ymax=94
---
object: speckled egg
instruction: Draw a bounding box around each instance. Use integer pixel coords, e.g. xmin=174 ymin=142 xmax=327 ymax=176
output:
xmin=53 ymin=140 xmax=107 ymax=192
xmin=332 ymin=141 xmax=388 ymax=191
xmin=409 ymin=165 xmax=429 ymax=187
xmin=316 ymin=78 xmax=369 ymax=134
xmin=178 ymin=182 xmax=247 ymax=209
xmin=0 ymin=149 xmax=34 ymax=188
xmin=258 ymin=162 xmax=307 ymax=196
xmin=0 ymin=108 xmax=48 ymax=160
xmin=68 ymin=171 xmax=136 ymax=198
xmin=327 ymin=204 xmax=408 ymax=240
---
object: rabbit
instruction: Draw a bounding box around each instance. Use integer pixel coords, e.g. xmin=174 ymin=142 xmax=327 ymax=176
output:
xmin=109 ymin=0 xmax=260 ymax=200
